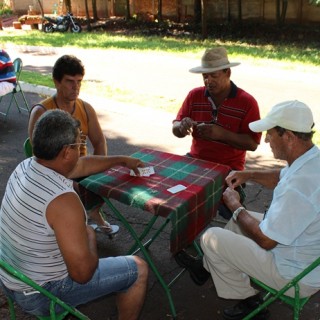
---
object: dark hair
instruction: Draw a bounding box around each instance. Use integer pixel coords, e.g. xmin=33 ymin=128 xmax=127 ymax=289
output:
xmin=52 ymin=55 xmax=85 ymax=82
xmin=274 ymin=126 xmax=314 ymax=141
xmin=32 ymin=110 xmax=80 ymax=160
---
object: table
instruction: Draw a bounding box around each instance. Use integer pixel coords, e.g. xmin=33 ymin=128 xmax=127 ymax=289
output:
xmin=79 ymin=148 xmax=230 ymax=318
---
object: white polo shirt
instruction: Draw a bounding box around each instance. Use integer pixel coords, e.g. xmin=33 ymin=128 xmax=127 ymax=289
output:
xmin=260 ymin=145 xmax=320 ymax=287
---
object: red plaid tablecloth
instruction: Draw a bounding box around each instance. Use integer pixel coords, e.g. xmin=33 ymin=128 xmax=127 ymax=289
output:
xmin=80 ymin=148 xmax=230 ymax=253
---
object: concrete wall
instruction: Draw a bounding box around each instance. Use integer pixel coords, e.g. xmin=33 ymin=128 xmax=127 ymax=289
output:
xmin=10 ymin=0 xmax=320 ymax=24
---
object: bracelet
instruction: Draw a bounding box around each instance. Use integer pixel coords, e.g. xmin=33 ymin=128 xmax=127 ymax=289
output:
xmin=232 ymin=206 xmax=245 ymax=222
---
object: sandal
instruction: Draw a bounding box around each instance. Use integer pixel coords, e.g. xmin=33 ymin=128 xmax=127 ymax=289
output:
xmin=89 ymin=221 xmax=120 ymax=237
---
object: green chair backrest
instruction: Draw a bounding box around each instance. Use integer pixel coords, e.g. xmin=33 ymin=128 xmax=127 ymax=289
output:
xmin=24 ymin=137 xmax=33 ymax=158
xmin=0 ymin=259 xmax=90 ymax=319
xmin=13 ymin=58 xmax=22 ymax=80
xmin=0 ymin=57 xmax=30 ymax=121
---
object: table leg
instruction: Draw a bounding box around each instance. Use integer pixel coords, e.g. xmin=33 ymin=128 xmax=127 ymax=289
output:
xmin=102 ymin=197 xmax=177 ymax=319
xmin=131 ymin=216 xmax=171 ymax=254
xmin=128 ymin=215 xmax=159 ymax=254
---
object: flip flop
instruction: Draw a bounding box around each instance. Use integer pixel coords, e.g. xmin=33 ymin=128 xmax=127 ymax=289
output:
xmin=89 ymin=222 xmax=120 ymax=238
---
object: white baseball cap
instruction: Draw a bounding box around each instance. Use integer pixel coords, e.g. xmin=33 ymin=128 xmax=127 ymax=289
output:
xmin=249 ymin=100 xmax=314 ymax=133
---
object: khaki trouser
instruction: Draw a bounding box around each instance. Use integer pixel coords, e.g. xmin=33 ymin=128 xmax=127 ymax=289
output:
xmin=200 ymin=211 xmax=318 ymax=299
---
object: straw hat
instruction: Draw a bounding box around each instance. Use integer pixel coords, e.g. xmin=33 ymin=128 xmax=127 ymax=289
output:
xmin=189 ymin=47 xmax=240 ymax=74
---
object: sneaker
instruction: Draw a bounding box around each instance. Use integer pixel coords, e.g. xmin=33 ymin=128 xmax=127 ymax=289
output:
xmin=223 ymin=293 xmax=270 ymax=320
xmin=174 ymin=250 xmax=210 ymax=286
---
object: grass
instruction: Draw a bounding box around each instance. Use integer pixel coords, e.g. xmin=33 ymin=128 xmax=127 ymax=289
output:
xmin=1 ymin=29 xmax=320 ymax=67
xmin=3 ymin=29 xmax=319 ymax=144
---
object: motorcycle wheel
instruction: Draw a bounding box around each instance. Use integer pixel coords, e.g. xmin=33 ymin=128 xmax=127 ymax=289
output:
xmin=43 ymin=23 xmax=54 ymax=33
xmin=71 ymin=23 xmax=82 ymax=33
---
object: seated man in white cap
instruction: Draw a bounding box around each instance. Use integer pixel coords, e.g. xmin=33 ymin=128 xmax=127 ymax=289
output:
xmin=197 ymin=100 xmax=319 ymax=319
xmin=172 ymin=47 xmax=261 ymax=220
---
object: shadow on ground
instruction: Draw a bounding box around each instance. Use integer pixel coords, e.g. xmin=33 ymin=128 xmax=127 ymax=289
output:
xmin=0 ymin=93 xmax=320 ymax=319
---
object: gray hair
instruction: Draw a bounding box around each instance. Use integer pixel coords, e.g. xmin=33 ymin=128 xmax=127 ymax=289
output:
xmin=32 ymin=110 xmax=80 ymax=160
xmin=274 ymin=126 xmax=314 ymax=141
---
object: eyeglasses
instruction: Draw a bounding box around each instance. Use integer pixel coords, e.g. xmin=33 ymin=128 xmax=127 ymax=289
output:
xmin=67 ymin=142 xmax=87 ymax=148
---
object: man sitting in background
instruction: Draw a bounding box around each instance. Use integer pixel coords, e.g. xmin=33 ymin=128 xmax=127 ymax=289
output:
xmin=28 ymin=55 xmax=117 ymax=234
xmin=0 ymin=49 xmax=16 ymax=96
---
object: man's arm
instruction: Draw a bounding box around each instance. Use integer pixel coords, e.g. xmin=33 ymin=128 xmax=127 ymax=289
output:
xmin=84 ymin=102 xmax=108 ymax=155
xmin=225 ymin=169 xmax=281 ymax=190
xmin=172 ymin=118 xmax=197 ymax=138
xmin=223 ymin=187 xmax=277 ymax=250
xmin=68 ymin=155 xmax=144 ymax=179
xmin=28 ymin=105 xmax=46 ymax=142
xmin=196 ymin=124 xmax=258 ymax=151
xmin=46 ymin=192 xmax=98 ymax=283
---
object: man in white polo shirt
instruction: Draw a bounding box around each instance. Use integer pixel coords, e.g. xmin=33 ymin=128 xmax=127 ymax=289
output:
xmin=200 ymin=100 xmax=320 ymax=319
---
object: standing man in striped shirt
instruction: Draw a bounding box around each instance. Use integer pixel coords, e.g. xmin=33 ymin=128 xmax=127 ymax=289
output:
xmin=0 ymin=49 xmax=16 ymax=96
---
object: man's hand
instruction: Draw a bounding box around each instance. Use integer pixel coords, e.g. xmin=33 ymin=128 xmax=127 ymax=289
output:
xmin=124 ymin=157 xmax=144 ymax=176
xmin=225 ymin=170 xmax=249 ymax=188
xmin=196 ymin=123 xmax=225 ymax=141
xmin=179 ymin=117 xmax=197 ymax=136
xmin=223 ymin=187 xmax=241 ymax=212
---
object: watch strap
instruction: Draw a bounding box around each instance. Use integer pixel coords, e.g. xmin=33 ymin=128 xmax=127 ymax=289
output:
xmin=232 ymin=206 xmax=245 ymax=221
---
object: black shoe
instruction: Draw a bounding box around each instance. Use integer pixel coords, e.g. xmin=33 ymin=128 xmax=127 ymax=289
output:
xmin=223 ymin=294 xmax=270 ymax=320
xmin=174 ymin=250 xmax=210 ymax=286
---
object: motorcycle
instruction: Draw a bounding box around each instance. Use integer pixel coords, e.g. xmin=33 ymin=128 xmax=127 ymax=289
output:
xmin=43 ymin=12 xmax=82 ymax=33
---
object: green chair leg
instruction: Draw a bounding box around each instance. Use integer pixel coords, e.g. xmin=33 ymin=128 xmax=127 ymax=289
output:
xmin=7 ymin=295 xmax=16 ymax=320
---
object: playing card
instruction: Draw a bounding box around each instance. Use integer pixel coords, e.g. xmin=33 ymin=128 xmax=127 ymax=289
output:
xmin=130 ymin=166 xmax=155 ymax=177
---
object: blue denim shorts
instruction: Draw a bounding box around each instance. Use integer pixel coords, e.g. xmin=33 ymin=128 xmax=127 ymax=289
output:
xmin=1 ymin=256 xmax=138 ymax=317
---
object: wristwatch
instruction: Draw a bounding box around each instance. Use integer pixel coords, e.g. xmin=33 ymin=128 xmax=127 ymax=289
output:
xmin=232 ymin=206 xmax=245 ymax=222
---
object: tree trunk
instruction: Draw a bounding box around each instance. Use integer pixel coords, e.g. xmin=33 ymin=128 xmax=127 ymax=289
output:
xmin=194 ymin=0 xmax=201 ymax=24
xmin=238 ymin=0 xmax=242 ymax=22
xmin=276 ymin=0 xmax=281 ymax=25
xmin=65 ymin=0 xmax=72 ymax=13
xmin=280 ymin=0 xmax=288 ymax=24
xmin=125 ymin=0 xmax=131 ymax=20
xmin=84 ymin=0 xmax=92 ymax=30
xmin=36 ymin=0 xmax=44 ymax=17
xmin=158 ymin=0 xmax=163 ymax=22
xmin=92 ymin=0 xmax=98 ymax=21
xmin=201 ymin=0 xmax=208 ymax=39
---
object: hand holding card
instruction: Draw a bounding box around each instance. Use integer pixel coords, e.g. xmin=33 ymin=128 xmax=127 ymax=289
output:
xmin=130 ymin=166 xmax=155 ymax=177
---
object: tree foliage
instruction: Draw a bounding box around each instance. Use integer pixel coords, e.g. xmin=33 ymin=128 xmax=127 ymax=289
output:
xmin=309 ymin=0 xmax=320 ymax=5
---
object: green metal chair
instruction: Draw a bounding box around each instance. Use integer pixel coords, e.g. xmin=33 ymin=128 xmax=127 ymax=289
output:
xmin=24 ymin=137 xmax=33 ymax=158
xmin=0 ymin=57 xmax=30 ymax=121
xmin=244 ymin=256 xmax=320 ymax=320
xmin=0 ymin=259 xmax=90 ymax=319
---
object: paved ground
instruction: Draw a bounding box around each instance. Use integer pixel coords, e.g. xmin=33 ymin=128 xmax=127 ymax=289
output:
xmin=0 ymin=45 xmax=320 ymax=319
